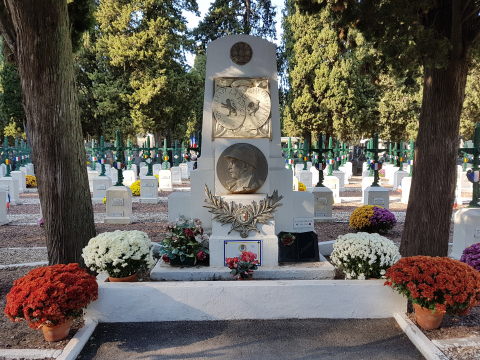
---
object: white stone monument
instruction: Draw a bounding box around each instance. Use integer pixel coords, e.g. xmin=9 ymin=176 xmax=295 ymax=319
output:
xmin=92 ymin=175 xmax=112 ymax=203
xmin=324 ymin=176 xmax=340 ymax=204
xmin=166 ymin=35 xmax=319 ymax=271
xmin=298 ymin=169 xmax=313 ymax=188
xmin=393 ymin=170 xmax=409 ymax=191
xmin=171 ymin=166 xmax=182 ymax=185
xmin=0 ymin=163 xmax=6 ymax=177
xmin=179 ymin=163 xmax=189 ymax=180
xmin=310 ymin=166 xmax=319 ymax=187
xmin=122 ymin=169 xmax=137 ymax=187
xmin=364 ymin=186 xmax=390 ymax=209
xmin=11 ymin=170 xmax=26 ymax=193
xmin=309 ymin=186 xmax=334 ymax=221
xmin=158 ymin=169 xmax=173 ymax=191
xmin=140 ymin=175 xmax=158 ymax=203
xmin=26 ymin=163 xmax=35 ymax=176
xmin=401 ymin=176 xmax=412 ymax=204
xmin=332 ymin=169 xmax=345 ymax=191
xmin=451 ymin=208 xmax=480 ymax=260
xmin=139 ymin=166 xmax=149 ymax=178
xmin=0 ymin=186 xmax=9 ymax=225
xmin=104 ymin=185 xmax=133 ymax=224
xmin=455 ymin=165 xmax=463 ymax=206
xmin=87 ymin=169 xmax=100 ymax=191
xmin=0 ymin=176 xmax=20 ymax=205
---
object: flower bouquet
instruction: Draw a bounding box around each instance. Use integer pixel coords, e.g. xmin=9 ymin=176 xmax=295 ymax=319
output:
xmin=379 ymin=169 xmax=385 ymax=178
xmin=26 ymin=175 xmax=37 ymax=187
xmin=226 ymin=251 xmax=259 ymax=280
xmin=82 ymin=230 xmax=156 ymax=280
xmin=4 ymin=264 xmax=98 ymax=335
xmin=460 ymin=243 xmax=480 ymax=271
xmin=330 ymin=232 xmax=401 ymax=279
xmin=159 ymin=216 xmax=209 ymax=265
xmin=130 ymin=180 xmax=140 ymax=196
xmin=384 ymin=256 xmax=480 ymax=326
xmin=349 ymin=205 xmax=397 ymax=233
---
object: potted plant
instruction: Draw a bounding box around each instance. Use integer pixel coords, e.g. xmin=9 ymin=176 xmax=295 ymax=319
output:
xmin=384 ymin=256 xmax=480 ymax=330
xmin=159 ymin=216 xmax=209 ymax=266
xmin=4 ymin=263 xmax=98 ymax=342
xmin=82 ymin=230 xmax=157 ymax=282
xmin=330 ymin=232 xmax=401 ymax=280
xmin=226 ymin=251 xmax=259 ymax=280
xmin=460 ymin=243 xmax=480 ymax=271
xmin=349 ymin=205 xmax=397 ymax=233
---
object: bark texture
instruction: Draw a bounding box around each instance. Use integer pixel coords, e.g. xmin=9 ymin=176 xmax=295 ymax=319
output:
xmin=5 ymin=0 xmax=95 ymax=265
xmin=400 ymin=1 xmax=469 ymax=257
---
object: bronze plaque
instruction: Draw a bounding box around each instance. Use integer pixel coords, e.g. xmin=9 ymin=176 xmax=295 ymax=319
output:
xmin=217 ymin=143 xmax=268 ymax=194
xmin=230 ymin=42 xmax=253 ymax=65
xmin=212 ymin=77 xmax=271 ymax=139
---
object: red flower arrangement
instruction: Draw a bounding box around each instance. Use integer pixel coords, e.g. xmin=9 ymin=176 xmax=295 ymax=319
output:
xmin=226 ymin=251 xmax=259 ymax=279
xmin=4 ymin=263 xmax=98 ymax=329
xmin=384 ymin=256 xmax=480 ymax=314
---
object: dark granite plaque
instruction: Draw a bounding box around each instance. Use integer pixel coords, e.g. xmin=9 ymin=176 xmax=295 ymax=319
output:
xmin=278 ymin=231 xmax=320 ymax=262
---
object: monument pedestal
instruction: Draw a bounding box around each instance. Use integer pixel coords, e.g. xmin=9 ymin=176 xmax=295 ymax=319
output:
xmin=338 ymin=166 xmax=350 ymax=184
xmin=0 ymin=187 xmax=9 ymax=225
xmin=310 ymin=167 xmax=319 ymax=186
xmin=92 ymin=176 xmax=112 ymax=202
xmin=309 ymin=187 xmax=334 ymax=222
xmin=0 ymin=177 xmax=20 ymax=205
xmin=401 ymin=177 xmax=412 ymax=204
xmin=171 ymin=166 xmax=182 ymax=185
xmin=179 ymin=163 xmax=189 ymax=180
xmin=140 ymin=176 xmax=158 ymax=203
xmin=298 ymin=170 xmax=313 ymax=188
xmin=332 ymin=170 xmax=345 ymax=191
xmin=362 ymin=170 xmax=371 ymax=178
xmin=387 ymin=166 xmax=400 ymax=184
xmin=393 ymin=170 xmax=408 ymax=191
xmin=104 ymin=186 xmax=133 ymax=224
xmin=450 ymin=208 xmax=480 ymax=260
xmin=158 ymin=169 xmax=173 ymax=191
xmin=324 ymin=176 xmax=340 ymax=203
xmin=11 ymin=170 xmax=26 ymax=193
xmin=122 ymin=169 xmax=137 ymax=187
xmin=87 ymin=170 xmax=100 ymax=191
xmin=26 ymin=163 xmax=35 ymax=175
xmin=363 ymin=186 xmax=390 ymax=209
xmin=361 ymin=177 xmax=374 ymax=203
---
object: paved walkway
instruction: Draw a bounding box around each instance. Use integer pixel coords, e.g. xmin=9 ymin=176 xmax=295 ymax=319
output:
xmin=77 ymin=318 xmax=423 ymax=360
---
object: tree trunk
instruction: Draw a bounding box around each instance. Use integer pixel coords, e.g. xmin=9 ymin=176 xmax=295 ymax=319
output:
xmin=400 ymin=64 xmax=468 ymax=257
xmin=400 ymin=1 xmax=469 ymax=257
xmin=6 ymin=0 xmax=96 ymax=265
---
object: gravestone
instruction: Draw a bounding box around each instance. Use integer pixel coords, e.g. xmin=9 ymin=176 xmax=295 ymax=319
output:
xmin=171 ymin=166 xmax=182 ymax=185
xmin=298 ymin=170 xmax=312 ymax=188
xmin=0 ymin=177 xmax=20 ymax=205
xmin=401 ymin=177 xmax=412 ymax=204
xmin=11 ymin=170 xmax=26 ymax=193
xmin=0 ymin=186 xmax=9 ymax=225
xmin=169 ymin=35 xmax=317 ymax=269
xmin=324 ymin=176 xmax=340 ymax=204
xmin=122 ymin=169 xmax=137 ymax=187
xmin=104 ymin=188 xmax=133 ymax=224
xmin=140 ymin=176 xmax=158 ymax=203
xmin=278 ymin=232 xmax=319 ymax=262
xmin=26 ymin=163 xmax=34 ymax=176
xmin=92 ymin=176 xmax=112 ymax=203
xmin=363 ymin=134 xmax=389 ymax=208
xmin=0 ymin=163 xmax=6 ymax=177
xmin=309 ymin=187 xmax=334 ymax=221
xmin=87 ymin=169 xmax=99 ymax=192
xmin=153 ymin=163 xmax=162 ymax=175
xmin=332 ymin=170 xmax=345 ymax=191
xmin=158 ymin=170 xmax=173 ymax=191
xmin=179 ymin=163 xmax=189 ymax=180
xmin=393 ymin=170 xmax=408 ymax=191
xmin=186 ymin=161 xmax=194 ymax=178
xmin=139 ymin=166 xmax=149 ymax=178
xmin=310 ymin=166 xmax=319 ymax=187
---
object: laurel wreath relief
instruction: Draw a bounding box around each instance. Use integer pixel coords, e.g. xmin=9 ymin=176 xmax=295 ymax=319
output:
xmin=203 ymin=184 xmax=283 ymax=238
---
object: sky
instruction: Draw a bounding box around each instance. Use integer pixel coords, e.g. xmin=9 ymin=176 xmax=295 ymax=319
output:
xmin=184 ymin=0 xmax=285 ymax=65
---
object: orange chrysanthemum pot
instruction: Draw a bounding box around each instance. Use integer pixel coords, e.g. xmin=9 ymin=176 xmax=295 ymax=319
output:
xmin=42 ymin=318 xmax=73 ymax=342
xmin=413 ymin=303 xmax=445 ymax=330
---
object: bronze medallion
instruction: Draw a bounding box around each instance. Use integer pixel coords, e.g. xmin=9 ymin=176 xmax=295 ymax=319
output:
xmin=217 ymin=143 xmax=268 ymax=194
xmin=230 ymin=42 xmax=253 ymax=65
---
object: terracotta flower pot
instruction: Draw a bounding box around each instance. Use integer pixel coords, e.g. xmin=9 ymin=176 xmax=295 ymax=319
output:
xmin=108 ymin=273 xmax=137 ymax=282
xmin=42 ymin=317 xmax=73 ymax=342
xmin=413 ymin=303 xmax=445 ymax=330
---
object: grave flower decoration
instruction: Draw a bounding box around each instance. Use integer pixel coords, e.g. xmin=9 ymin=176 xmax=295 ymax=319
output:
xmin=460 ymin=243 xmax=480 ymax=272
xmin=379 ymin=169 xmax=386 ymax=178
xmin=384 ymin=256 xmax=480 ymax=315
xmin=159 ymin=216 xmax=209 ymax=265
xmin=281 ymin=233 xmax=296 ymax=246
xmin=39 ymin=218 xmax=44 ymax=228
xmin=130 ymin=180 xmax=141 ymax=196
xmin=298 ymin=181 xmax=306 ymax=191
xmin=331 ymin=233 xmax=401 ymax=279
xmin=82 ymin=230 xmax=156 ymax=278
xmin=226 ymin=251 xmax=259 ymax=280
xmin=349 ymin=205 xmax=397 ymax=233
xmin=25 ymin=175 xmax=37 ymax=187
xmin=4 ymin=263 xmax=98 ymax=329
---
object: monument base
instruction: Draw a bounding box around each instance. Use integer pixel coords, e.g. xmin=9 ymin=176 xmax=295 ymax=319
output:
xmin=309 ymin=186 xmax=333 ymax=221
xmin=0 ymin=177 xmax=21 ymax=205
xmin=363 ymin=186 xmax=390 ymax=209
xmin=139 ymin=176 xmax=158 ymax=204
xmin=332 ymin=170 xmax=345 ymax=191
xmin=401 ymin=177 xmax=412 ymax=204
xmin=92 ymin=176 xmax=112 ymax=203
xmin=323 ymin=176 xmax=340 ymax=204
xmin=450 ymin=208 xmax=480 ymax=260
xmin=104 ymin=185 xmax=133 ymax=224
xmin=393 ymin=170 xmax=408 ymax=191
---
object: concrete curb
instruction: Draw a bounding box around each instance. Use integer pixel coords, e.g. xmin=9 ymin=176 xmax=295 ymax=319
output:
xmin=394 ymin=312 xmax=449 ymax=360
xmin=0 ymin=261 xmax=48 ymax=269
xmin=0 ymin=349 xmax=62 ymax=359
xmin=56 ymin=317 xmax=98 ymax=360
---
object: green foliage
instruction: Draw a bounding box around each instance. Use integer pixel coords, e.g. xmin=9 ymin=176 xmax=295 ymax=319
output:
xmin=76 ymin=0 xmax=199 ymax=143
xmin=193 ymin=0 xmax=277 ymax=46
xmin=67 ymin=0 xmax=96 ymax=53
xmin=281 ymin=2 xmax=378 ymax=141
xmin=461 ymin=55 xmax=480 ymax=140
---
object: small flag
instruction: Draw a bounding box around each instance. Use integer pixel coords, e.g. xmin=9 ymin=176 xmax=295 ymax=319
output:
xmin=5 ymin=159 xmax=10 ymax=165
xmin=464 ymin=158 xmax=468 ymax=163
xmin=99 ymin=158 xmax=106 ymax=164
xmin=163 ymin=156 xmax=169 ymax=162
xmin=335 ymin=157 xmax=340 ymax=162
xmin=466 ymin=170 xmax=479 ymax=183
xmin=287 ymin=159 xmax=293 ymax=164
xmin=91 ymin=156 xmax=97 ymax=161
xmin=6 ymin=193 xmax=10 ymax=210
xmin=408 ymin=160 xmax=413 ymax=165
xmin=327 ymin=159 xmax=334 ymax=165
xmin=370 ymin=162 xmax=381 ymax=171
xmin=304 ymin=156 xmax=308 ymax=162
xmin=114 ymin=162 xmax=124 ymax=170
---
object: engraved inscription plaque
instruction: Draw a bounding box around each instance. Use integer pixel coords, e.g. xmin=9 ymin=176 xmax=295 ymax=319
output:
xmin=112 ymin=212 xmax=124 ymax=217
xmin=316 ymin=212 xmax=327 ymax=217
xmin=112 ymin=198 xmax=124 ymax=206
xmin=144 ymin=183 xmax=155 ymax=187
xmin=475 ymin=227 xmax=480 ymax=238
xmin=373 ymin=198 xmax=385 ymax=205
xmin=96 ymin=184 xmax=106 ymax=190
